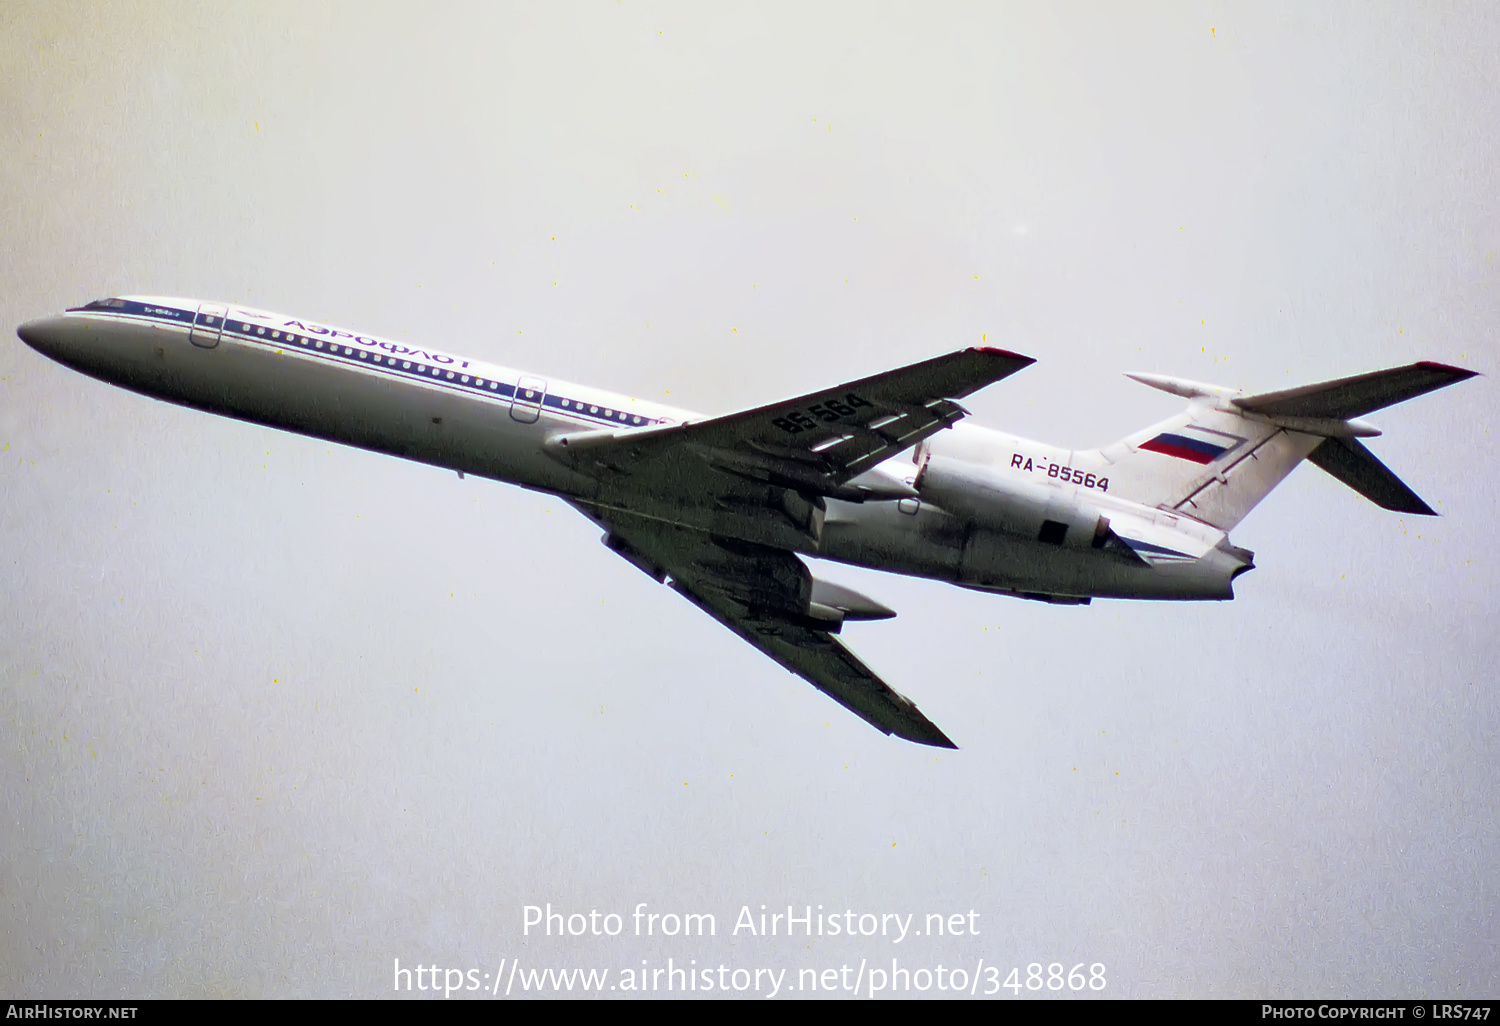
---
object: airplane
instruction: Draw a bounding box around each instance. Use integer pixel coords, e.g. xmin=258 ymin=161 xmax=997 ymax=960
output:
xmin=16 ymin=296 xmax=1478 ymax=748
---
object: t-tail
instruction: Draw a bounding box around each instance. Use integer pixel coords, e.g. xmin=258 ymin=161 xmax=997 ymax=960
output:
xmin=1085 ymin=362 xmax=1478 ymax=529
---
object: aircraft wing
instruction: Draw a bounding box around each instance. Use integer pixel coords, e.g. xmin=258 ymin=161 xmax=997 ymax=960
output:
xmin=548 ymin=347 xmax=1034 ymax=501
xmin=585 ymin=507 xmax=957 ymax=749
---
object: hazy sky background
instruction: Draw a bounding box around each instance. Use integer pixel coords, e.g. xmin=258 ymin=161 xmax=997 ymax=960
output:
xmin=2 ymin=1 xmax=1496 ymax=998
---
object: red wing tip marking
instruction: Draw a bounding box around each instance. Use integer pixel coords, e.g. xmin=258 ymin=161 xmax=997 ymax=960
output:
xmin=1413 ymin=361 xmax=1481 ymax=379
xmin=971 ymin=346 xmax=1036 ymax=364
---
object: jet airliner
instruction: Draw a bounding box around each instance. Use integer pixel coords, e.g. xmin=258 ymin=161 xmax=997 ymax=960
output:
xmin=17 ymin=297 xmax=1477 ymax=748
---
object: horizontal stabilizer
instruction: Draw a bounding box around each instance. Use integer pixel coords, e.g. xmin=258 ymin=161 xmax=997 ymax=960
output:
xmin=1234 ymin=361 xmax=1477 ymax=420
xmin=1306 ymin=436 xmax=1436 ymax=516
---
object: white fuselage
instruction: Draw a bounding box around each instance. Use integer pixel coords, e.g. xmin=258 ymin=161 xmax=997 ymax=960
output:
xmin=18 ymin=297 xmax=1252 ymax=603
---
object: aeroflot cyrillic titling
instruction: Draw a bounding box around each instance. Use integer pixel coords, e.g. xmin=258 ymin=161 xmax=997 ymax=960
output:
xmin=522 ymin=903 xmax=978 ymax=942
xmin=278 ymin=319 xmax=468 ymax=367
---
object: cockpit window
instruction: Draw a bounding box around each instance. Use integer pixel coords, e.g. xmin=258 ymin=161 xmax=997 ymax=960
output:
xmin=82 ymin=298 xmax=128 ymax=310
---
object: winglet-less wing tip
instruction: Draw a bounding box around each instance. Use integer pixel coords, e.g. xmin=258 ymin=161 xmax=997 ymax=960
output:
xmin=899 ymin=720 xmax=959 ymax=749
xmin=973 ymin=346 xmax=1036 ymax=366
xmin=861 ymin=688 xmax=958 ymax=748
xmin=1413 ymin=361 xmax=1480 ymax=380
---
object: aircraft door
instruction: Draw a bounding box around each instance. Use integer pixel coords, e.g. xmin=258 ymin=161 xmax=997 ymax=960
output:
xmin=190 ymin=303 xmax=228 ymax=348
xmin=511 ymin=375 xmax=547 ymax=423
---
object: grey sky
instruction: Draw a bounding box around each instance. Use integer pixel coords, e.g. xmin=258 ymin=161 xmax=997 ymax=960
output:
xmin=2 ymin=1 xmax=1496 ymax=998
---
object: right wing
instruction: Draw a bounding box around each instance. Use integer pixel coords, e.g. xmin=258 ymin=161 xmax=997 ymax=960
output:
xmin=586 ymin=506 xmax=957 ymax=749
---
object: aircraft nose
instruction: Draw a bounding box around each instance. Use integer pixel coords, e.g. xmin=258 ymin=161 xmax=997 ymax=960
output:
xmin=16 ymin=315 xmax=71 ymax=358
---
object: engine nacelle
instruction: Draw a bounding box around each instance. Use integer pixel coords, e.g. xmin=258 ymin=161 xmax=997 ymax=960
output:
xmin=916 ymin=454 xmax=1107 ymax=549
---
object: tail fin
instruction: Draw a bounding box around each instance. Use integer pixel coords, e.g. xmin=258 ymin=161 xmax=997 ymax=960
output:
xmin=1234 ymin=361 xmax=1477 ymax=516
xmin=1085 ymin=362 xmax=1477 ymax=530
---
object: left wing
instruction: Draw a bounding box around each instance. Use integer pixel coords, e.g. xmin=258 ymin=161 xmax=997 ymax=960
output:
xmin=548 ymin=347 xmax=1034 ymax=503
xmin=586 ymin=506 xmax=956 ymax=748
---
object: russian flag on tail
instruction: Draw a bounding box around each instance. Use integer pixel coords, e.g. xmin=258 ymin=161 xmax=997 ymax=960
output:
xmin=1138 ymin=425 xmax=1243 ymax=465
